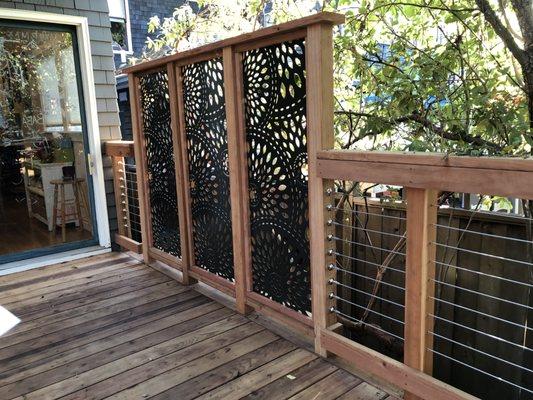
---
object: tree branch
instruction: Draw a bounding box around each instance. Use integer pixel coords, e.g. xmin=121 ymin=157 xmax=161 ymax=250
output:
xmin=475 ymin=0 xmax=528 ymax=67
xmin=335 ymin=110 xmax=503 ymax=151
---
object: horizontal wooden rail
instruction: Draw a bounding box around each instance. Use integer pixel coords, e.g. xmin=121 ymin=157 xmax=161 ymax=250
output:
xmin=114 ymin=233 xmax=142 ymax=253
xmin=317 ymin=150 xmax=533 ymax=199
xmin=104 ymin=140 xmax=135 ymax=157
xmin=318 ymin=150 xmax=533 ymax=172
xmin=321 ymin=329 xmax=477 ymax=400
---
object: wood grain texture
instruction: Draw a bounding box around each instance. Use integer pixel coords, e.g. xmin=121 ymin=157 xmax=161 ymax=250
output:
xmin=1 ymin=252 xmax=386 ymax=400
xmin=224 ymin=45 xmax=253 ymax=315
xmin=167 ymin=62 xmax=192 ymax=284
xmin=317 ymin=157 xmax=533 ymax=199
xmin=404 ymin=188 xmax=438 ymax=376
xmin=306 ymin=21 xmax=337 ymax=356
xmin=320 ymin=329 xmax=477 ymax=400
xmin=104 ymin=141 xmax=135 ymax=157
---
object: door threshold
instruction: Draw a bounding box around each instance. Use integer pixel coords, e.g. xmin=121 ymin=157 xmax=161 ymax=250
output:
xmin=0 ymin=246 xmax=111 ymax=276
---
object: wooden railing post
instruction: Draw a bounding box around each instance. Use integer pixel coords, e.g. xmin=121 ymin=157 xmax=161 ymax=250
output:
xmin=129 ymin=74 xmax=152 ymax=265
xmin=168 ymin=62 xmax=196 ymax=285
xmin=307 ymin=21 xmax=338 ymax=356
xmin=404 ymin=187 xmax=438 ymax=399
xmin=224 ymin=45 xmax=253 ymax=315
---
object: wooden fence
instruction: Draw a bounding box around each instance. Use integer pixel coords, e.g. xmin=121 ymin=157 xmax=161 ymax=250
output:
xmin=117 ymin=12 xmax=533 ymax=400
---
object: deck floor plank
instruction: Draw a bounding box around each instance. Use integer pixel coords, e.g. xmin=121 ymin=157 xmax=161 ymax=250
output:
xmin=0 ymin=297 xmax=214 ymax=387
xmin=0 ymin=290 xmax=201 ymax=368
xmin=11 ymin=268 xmax=169 ymax=318
xmin=0 ymin=281 xmax=191 ymax=351
xmin=287 ymin=369 xmax=363 ymax=400
xmin=151 ymin=338 xmax=298 ymax=400
xmin=0 ymin=256 xmax=139 ymax=300
xmin=0 ymin=252 xmax=392 ymax=400
xmin=240 ymin=357 xmax=339 ymax=400
xmin=337 ymin=382 xmax=390 ymax=400
xmin=5 ymin=271 xmax=170 ymax=324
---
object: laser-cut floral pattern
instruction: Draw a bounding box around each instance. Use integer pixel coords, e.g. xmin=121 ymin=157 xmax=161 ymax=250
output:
xmin=139 ymin=70 xmax=181 ymax=256
xmin=182 ymin=58 xmax=234 ymax=281
xmin=243 ymin=39 xmax=311 ymax=313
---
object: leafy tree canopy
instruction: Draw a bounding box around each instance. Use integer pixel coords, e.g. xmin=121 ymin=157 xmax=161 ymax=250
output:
xmin=142 ymin=0 xmax=532 ymax=156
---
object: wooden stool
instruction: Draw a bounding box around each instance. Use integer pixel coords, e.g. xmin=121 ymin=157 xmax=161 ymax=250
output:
xmin=51 ymin=178 xmax=88 ymax=242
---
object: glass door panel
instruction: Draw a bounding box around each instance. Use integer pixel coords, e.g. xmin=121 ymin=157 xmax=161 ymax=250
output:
xmin=0 ymin=21 xmax=97 ymax=263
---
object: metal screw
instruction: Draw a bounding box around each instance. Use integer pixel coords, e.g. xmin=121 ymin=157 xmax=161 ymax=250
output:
xmin=328 ymin=278 xmax=335 ymax=285
xmin=327 ymin=263 xmax=335 ymax=271
xmin=329 ymin=306 xmax=335 ymax=313
xmin=327 ymin=234 xmax=333 ymax=241
xmin=328 ymin=292 xmax=335 ymax=299
xmin=326 ymin=188 xmax=333 ymax=196
xmin=326 ymin=219 xmax=332 ymax=226
xmin=327 ymin=249 xmax=334 ymax=256
xmin=326 ymin=204 xmax=333 ymax=211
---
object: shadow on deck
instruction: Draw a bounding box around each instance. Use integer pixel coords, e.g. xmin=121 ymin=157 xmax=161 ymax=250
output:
xmin=0 ymin=252 xmax=398 ymax=400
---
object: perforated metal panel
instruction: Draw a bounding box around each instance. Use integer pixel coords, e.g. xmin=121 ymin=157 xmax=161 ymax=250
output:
xmin=243 ymin=39 xmax=311 ymax=313
xmin=138 ymin=70 xmax=181 ymax=257
xmin=182 ymin=58 xmax=235 ymax=281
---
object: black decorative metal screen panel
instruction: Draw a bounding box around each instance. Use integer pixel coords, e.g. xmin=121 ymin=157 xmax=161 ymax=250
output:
xmin=243 ymin=39 xmax=310 ymax=313
xmin=182 ymin=58 xmax=234 ymax=281
xmin=138 ymin=70 xmax=181 ymax=257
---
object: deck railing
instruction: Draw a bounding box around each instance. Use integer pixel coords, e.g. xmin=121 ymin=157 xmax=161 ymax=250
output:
xmin=317 ymin=151 xmax=533 ymax=400
xmin=115 ymin=12 xmax=533 ymax=400
xmin=105 ymin=140 xmax=142 ymax=253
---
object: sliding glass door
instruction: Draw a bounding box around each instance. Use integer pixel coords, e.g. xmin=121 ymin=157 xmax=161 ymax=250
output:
xmin=0 ymin=20 xmax=98 ymax=264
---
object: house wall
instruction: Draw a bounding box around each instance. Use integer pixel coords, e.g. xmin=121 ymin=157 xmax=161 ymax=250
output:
xmin=114 ymin=0 xmax=184 ymax=141
xmin=0 ymin=0 xmax=121 ymax=231
xmin=113 ymin=0 xmax=180 ymax=67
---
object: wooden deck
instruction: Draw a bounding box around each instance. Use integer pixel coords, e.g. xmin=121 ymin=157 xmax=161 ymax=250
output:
xmin=0 ymin=252 xmax=396 ymax=400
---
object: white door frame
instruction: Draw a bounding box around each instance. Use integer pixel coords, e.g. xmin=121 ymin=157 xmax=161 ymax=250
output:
xmin=0 ymin=9 xmax=111 ymax=249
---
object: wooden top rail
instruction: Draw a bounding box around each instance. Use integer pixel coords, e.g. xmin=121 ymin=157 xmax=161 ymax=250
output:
xmin=317 ymin=150 xmax=533 ymax=199
xmin=104 ymin=140 xmax=135 ymax=157
xmin=122 ymin=12 xmax=344 ymax=74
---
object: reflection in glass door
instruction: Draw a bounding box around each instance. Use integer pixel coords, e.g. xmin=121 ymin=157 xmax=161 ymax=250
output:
xmin=0 ymin=21 xmax=97 ymax=263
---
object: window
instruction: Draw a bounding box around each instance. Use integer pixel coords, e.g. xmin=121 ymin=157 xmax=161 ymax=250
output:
xmin=108 ymin=0 xmax=132 ymax=53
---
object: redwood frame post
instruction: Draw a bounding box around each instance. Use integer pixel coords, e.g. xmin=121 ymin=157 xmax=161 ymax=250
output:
xmin=306 ymin=21 xmax=338 ymax=355
xmin=404 ymin=187 xmax=438 ymax=399
xmin=167 ymin=62 xmax=196 ymax=284
xmin=129 ymin=74 xmax=152 ymax=265
xmin=224 ymin=46 xmax=253 ymax=314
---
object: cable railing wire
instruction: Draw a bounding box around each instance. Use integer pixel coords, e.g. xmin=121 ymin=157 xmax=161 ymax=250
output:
xmin=329 ymin=235 xmax=406 ymax=257
xmin=331 ymin=294 xmax=405 ymax=325
xmin=332 ymin=264 xmax=406 ymax=291
xmin=434 ymin=223 xmax=533 ymax=245
xmin=329 ymin=220 xmax=405 ymax=239
xmin=330 ymin=279 xmax=405 ymax=309
xmin=434 ymin=241 xmax=533 ymax=267
xmin=434 ymin=260 xmax=533 ymax=289
xmin=331 ymin=308 xmax=405 ymax=342
xmin=331 ymin=251 xmax=406 ymax=275
xmin=430 ymin=330 xmax=533 ymax=375
xmin=431 ymin=313 xmax=531 ymax=353
xmin=429 ymin=348 xmax=533 ymax=396
xmin=431 ymin=295 xmax=533 ymax=333
xmin=433 ymin=278 xmax=533 ymax=311
xmin=328 ymin=206 xmax=406 ymax=221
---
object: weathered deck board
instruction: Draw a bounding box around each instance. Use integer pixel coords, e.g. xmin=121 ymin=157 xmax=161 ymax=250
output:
xmin=0 ymin=252 xmax=393 ymax=399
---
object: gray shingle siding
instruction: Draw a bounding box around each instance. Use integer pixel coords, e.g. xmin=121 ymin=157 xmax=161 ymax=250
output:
xmin=115 ymin=0 xmax=183 ymax=141
xmin=0 ymin=0 xmax=121 ymax=235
